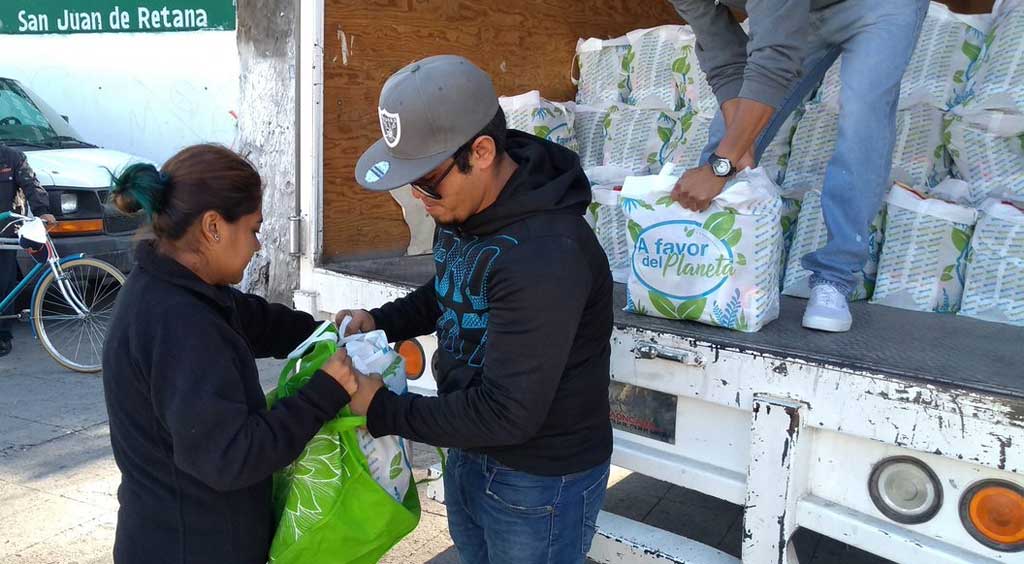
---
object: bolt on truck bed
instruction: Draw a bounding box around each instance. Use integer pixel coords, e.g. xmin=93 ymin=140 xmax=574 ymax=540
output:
xmin=310 ymin=254 xmax=1024 ymax=563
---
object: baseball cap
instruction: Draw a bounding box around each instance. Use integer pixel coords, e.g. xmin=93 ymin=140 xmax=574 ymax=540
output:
xmin=355 ymin=55 xmax=500 ymax=191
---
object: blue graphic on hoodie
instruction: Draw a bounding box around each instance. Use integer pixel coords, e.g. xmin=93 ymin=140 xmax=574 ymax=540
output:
xmin=433 ymin=229 xmax=519 ymax=368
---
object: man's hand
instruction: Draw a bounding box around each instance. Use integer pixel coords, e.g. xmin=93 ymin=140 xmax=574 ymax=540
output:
xmin=349 ymin=373 xmax=385 ymax=416
xmin=671 ymin=165 xmax=729 ymax=212
xmin=334 ymin=309 xmax=376 ymax=336
xmin=39 ymin=214 xmax=57 ymax=226
xmin=321 ymin=348 xmax=360 ymax=396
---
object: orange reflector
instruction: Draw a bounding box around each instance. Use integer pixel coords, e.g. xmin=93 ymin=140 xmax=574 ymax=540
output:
xmin=49 ymin=219 xmax=104 ymax=236
xmin=396 ymin=339 xmax=425 ymax=380
xmin=969 ymin=485 xmax=1024 ymax=546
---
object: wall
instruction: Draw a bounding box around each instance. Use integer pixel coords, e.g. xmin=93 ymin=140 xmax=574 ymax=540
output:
xmin=235 ymin=0 xmax=298 ymax=303
xmin=1 ymin=32 xmax=239 ymax=165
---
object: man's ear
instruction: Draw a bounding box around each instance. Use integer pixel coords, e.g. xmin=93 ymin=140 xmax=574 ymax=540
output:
xmin=470 ymin=136 xmax=498 ymax=171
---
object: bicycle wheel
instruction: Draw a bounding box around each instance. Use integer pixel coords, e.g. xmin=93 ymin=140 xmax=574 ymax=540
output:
xmin=31 ymin=258 xmax=126 ymax=373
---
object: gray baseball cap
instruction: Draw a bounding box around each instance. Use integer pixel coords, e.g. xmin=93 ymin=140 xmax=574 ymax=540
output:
xmin=355 ymin=55 xmax=500 ymax=192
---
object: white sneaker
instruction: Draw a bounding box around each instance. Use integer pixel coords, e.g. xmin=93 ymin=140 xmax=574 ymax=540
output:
xmin=802 ymin=283 xmax=852 ymax=332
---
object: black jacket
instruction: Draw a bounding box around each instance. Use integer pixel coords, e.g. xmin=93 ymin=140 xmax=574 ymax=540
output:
xmin=1 ymin=144 xmax=50 ymax=235
xmin=367 ymin=131 xmax=614 ymax=476
xmin=102 ymin=242 xmax=350 ymax=564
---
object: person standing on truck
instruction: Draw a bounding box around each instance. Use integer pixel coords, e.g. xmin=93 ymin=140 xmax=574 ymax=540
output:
xmin=669 ymin=0 xmax=928 ymax=332
xmin=335 ymin=55 xmax=614 ymax=564
xmin=101 ymin=145 xmax=360 ymax=564
xmin=1 ymin=143 xmax=56 ymax=357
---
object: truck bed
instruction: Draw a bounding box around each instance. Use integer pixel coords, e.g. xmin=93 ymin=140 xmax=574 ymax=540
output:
xmin=324 ymin=255 xmax=1023 ymax=400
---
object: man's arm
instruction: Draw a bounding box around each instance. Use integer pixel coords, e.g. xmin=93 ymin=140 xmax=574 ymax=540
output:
xmin=362 ymin=239 xmax=591 ymax=448
xmin=369 ymin=280 xmax=442 ymax=342
xmin=13 ymin=152 xmax=51 ymax=217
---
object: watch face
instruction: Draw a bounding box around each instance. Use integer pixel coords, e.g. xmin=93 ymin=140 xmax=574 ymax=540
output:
xmin=712 ymin=158 xmax=731 ymax=176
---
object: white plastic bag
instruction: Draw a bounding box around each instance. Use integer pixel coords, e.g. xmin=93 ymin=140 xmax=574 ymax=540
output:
xmin=575 ymin=36 xmax=631 ymax=105
xmin=603 ymin=105 xmax=699 ymax=174
xmin=337 ymin=317 xmax=414 ymax=503
xmin=571 ymin=103 xmax=614 ymax=168
xmin=621 ymin=165 xmax=782 ymax=332
xmin=959 ymin=198 xmax=1024 ymax=326
xmin=963 ymin=3 xmax=1024 ymax=115
xmin=781 ymin=189 xmax=885 ymax=301
xmin=584 ymin=166 xmax=632 ymax=283
xmin=499 ymin=91 xmax=578 ymax=152
xmin=945 ymin=112 xmax=1024 ymax=205
xmin=623 ymin=25 xmax=697 ymax=111
xmin=870 ymin=183 xmax=978 ymax=313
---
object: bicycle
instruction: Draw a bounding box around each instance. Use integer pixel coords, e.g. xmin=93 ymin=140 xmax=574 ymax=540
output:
xmin=0 ymin=210 xmax=126 ymax=372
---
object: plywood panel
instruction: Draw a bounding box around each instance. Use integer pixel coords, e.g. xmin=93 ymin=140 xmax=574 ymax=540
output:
xmin=321 ymin=0 xmax=681 ymax=260
xmin=320 ymin=0 xmax=999 ymax=260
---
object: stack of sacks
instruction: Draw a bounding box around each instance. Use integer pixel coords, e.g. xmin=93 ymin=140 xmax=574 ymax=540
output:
xmin=571 ymin=103 xmax=614 ymax=168
xmin=959 ymin=198 xmax=1024 ymax=326
xmin=574 ymin=36 xmax=631 ymax=106
xmin=602 ymin=104 xmax=699 ymax=174
xmin=870 ymin=180 xmax=978 ymax=313
xmin=781 ymin=189 xmax=886 ymax=301
xmin=815 ymin=2 xmax=991 ymax=111
xmin=805 ymin=2 xmax=994 ymax=192
xmin=621 ymin=165 xmax=783 ymax=332
xmin=946 ymin=2 xmax=1024 ymax=204
xmin=583 ymin=166 xmax=633 ymax=283
xmin=782 ymin=101 xmax=947 ymax=195
xmin=499 ymin=91 xmax=578 ymax=152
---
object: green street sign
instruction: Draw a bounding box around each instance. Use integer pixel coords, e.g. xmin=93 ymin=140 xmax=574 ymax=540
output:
xmin=2 ymin=1 xmax=236 ymax=34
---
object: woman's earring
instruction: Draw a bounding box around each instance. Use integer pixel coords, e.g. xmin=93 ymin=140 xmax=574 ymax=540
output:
xmin=213 ymin=234 xmax=221 ymax=242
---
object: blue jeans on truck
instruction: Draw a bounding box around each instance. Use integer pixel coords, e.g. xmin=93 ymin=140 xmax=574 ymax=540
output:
xmin=702 ymin=0 xmax=929 ymax=294
xmin=444 ymin=448 xmax=611 ymax=564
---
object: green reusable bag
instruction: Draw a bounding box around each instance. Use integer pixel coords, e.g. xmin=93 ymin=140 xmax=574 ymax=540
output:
xmin=266 ymin=323 xmax=421 ymax=564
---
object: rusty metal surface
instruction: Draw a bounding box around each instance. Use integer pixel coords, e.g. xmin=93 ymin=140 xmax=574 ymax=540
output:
xmin=325 ymin=255 xmax=1024 ymax=399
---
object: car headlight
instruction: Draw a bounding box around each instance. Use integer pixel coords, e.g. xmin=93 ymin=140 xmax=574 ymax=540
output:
xmin=868 ymin=456 xmax=943 ymax=524
xmin=60 ymin=193 xmax=79 ymax=214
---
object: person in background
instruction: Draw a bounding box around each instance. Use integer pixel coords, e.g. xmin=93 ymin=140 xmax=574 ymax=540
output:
xmin=0 ymin=143 xmax=56 ymax=356
xmin=335 ymin=55 xmax=614 ymax=564
xmin=669 ymin=0 xmax=928 ymax=332
xmin=102 ymin=144 xmax=360 ymax=564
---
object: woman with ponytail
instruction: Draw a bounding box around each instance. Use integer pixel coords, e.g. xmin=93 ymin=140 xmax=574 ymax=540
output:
xmin=102 ymin=144 xmax=361 ymax=564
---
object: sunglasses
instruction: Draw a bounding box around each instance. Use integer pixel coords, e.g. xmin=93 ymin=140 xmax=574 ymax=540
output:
xmin=410 ymin=145 xmax=468 ymax=200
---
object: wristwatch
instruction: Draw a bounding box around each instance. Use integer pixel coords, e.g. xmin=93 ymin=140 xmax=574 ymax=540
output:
xmin=708 ymin=152 xmax=736 ymax=177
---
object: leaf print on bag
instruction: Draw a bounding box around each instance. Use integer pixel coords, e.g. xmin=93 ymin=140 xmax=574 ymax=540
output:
xmin=649 ymin=291 xmax=679 ymax=319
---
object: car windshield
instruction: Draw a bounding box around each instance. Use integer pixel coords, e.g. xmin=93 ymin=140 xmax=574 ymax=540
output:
xmin=0 ymin=78 xmax=93 ymax=149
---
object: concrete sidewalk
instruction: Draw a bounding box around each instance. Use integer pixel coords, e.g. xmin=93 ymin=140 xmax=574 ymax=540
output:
xmin=0 ymin=322 xmax=890 ymax=563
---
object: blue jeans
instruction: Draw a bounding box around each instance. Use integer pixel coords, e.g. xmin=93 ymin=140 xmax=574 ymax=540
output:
xmin=702 ymin=0 xmax=929 ymax=294
xmin=444 ymin=449 xmax=610 ymax=564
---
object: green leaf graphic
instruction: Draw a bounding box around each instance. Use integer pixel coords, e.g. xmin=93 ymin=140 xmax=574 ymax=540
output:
xmin=951 ymin=228 xmax=970 ymax=252
xmin=657 ymin=126 xmax=673 ymax=144
xmin=628 ymin=220 xmax=643 ymax=243
xmin=703 ymin=211 xmax=735 ymax=240
xmin=962 ymin=41 xmax=981 ymax=62
xmin=588 ymin=202 xmax=601 ymax=221
xmin=534 ymin=125 xmax=551 ymax=139
xmin=953 ymin=70 xmax=965 ymax=84
xmin=656 ymin=195 xmax=676 ymax=207
xmin=723 ymin=228 xmax=742 ymax=248
xmin=941 ymin=264 xmax=955 ymax=283
xmin=676 ymin=298 xmax=707 ymax=320
xmin=649 ymin=292 xmax=679 ymax=319
xmin=736 ymin=253 xmax=747 ymax=266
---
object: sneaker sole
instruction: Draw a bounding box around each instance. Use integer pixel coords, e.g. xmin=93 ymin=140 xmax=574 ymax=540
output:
xmin=802 ymin=313 xmax=852 ymax=333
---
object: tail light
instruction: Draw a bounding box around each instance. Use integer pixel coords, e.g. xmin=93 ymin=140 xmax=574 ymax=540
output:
xmin=960 ymin=480 xmax=1024 ymax=552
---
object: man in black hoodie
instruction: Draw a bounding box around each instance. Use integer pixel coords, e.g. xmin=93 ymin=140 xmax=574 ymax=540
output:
xmin=340 ymin=55 xmax=613 ymax=564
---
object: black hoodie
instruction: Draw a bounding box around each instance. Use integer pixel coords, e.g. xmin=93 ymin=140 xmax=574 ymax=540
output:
xmin=367 ymin=131 xmax=613 ymax=476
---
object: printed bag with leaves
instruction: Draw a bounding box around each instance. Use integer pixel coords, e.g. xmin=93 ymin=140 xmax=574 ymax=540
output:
xmin=266 ymin=321 xmax=420 ymax=564
xmin=620 ymin=165 xmax=783 ymax=332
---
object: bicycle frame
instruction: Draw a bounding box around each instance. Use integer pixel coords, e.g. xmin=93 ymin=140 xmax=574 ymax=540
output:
xmin=0 ymin=211 xmax=90 ymax=324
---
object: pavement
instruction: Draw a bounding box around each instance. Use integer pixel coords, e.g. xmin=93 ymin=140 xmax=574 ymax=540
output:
xmin=0 ymin=322 xmax=891 ymax=564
